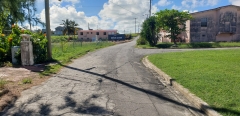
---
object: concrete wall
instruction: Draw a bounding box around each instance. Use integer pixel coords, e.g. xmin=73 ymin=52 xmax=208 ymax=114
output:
xmin=190 ymin=9 xmax=217 ymax=42
xmin=178 ymin=20 xmax=191 ymax=43
xmin=159 ymin=5 xmax=240 ymax=43
xmin=190 ymin=5 xmax=240 ymax=42
xmin=78 ymin=30 xmax=117 ymax=41
xmin=159 ymin=30 xmax=171 ymax=43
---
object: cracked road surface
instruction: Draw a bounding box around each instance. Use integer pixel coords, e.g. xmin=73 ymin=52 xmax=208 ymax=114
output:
xmin=2 ymin=37 xmax=205 ymax=116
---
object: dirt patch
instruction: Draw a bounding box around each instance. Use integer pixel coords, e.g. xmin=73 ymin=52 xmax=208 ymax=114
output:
xmin=0 ymin=65 xmax=50 ymax=111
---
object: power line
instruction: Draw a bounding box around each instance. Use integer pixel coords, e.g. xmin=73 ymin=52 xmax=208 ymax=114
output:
xmin=111 ymin=2 xmax=145 ymax=17
xmin=134 ymin=18 xmax=137 ymax=34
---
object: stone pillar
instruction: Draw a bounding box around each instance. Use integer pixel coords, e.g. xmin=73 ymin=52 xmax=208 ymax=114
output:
xmin=20 ymin=34 xmax=34 ymax=66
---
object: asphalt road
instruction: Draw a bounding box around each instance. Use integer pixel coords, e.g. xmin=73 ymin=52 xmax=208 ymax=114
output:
xmin=2 ymin=37 xmax=205 ymax=116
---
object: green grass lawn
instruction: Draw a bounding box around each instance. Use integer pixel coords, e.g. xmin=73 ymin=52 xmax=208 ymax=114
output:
xmin=138 ymin=42 xmax=240 ymax=49
xmin=148 ymin=49 xmax=240 ymax=116
xmin=41 ymin=41 xmax=114 ymax=75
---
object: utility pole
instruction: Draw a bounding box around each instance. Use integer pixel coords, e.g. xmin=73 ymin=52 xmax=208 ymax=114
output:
xmin=134 ymin=18 xmax=137 ymax=34
xmin=138 ymin=24 xmax=139 ymax=33
xmin=45 ymin=0 xmax=52 ymax=60
xmin=149 ymin=0 xmax=152 ymax=17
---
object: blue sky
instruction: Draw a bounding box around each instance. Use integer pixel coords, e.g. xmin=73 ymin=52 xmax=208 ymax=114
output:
xmin=33 ymin=0 xmax=238 ymax=34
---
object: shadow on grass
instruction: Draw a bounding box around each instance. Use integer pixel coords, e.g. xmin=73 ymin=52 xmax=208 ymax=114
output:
xmin=202 ymin=105 xmax=240 ymax=116
xmin=155 ymin=43 xmax=173 ymax=48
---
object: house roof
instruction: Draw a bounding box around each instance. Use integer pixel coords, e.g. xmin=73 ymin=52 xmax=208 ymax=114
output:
xmin=190 ymin=5 xmax=240 ymax=15
xmin=79 ymin=29 xmax=117 ymax=32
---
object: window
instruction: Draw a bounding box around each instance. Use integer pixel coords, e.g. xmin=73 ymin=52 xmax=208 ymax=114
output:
xmin=80 ymin=32 xmax=83 ymax=35
xmin=91 ymin=32 xmax=92 ymax=34
xmin=96 ymin=32 xmax=99 ymax=35
xmin=201 ymin=18 xmax=207 ymax=27
xmin=104 ymin=32 xmax=106 ymax=35
xmin=87 ymin=32 xmax=89 ymax=34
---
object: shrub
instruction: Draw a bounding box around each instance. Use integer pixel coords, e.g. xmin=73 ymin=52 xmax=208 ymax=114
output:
xmin=137 ymin=37 xmax=148 ymax=45
xmin=189 ymin=42 xmax=213 ymax=48
xmin=31 ymin=33 xmax=48 ymax=64
xmin=0 ymin=25 xmax=48 ymax=64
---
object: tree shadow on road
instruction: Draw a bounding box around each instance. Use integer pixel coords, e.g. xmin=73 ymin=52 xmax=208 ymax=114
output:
xmin=56 ymin=62 xmax=240 ymax=116
xmin=1 ymin=91 xmax=114 ymax=116
xmin=57 ymin=62 xmax=206 ymax=115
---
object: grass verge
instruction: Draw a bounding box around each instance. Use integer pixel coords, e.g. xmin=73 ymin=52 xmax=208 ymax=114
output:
xmin=148 ymin=49 xmax=240 ymax=116
xmin=41 ymin=41 xmax=114 ymax=76
xmin=138 ymin=42 xmax=240 ymax=49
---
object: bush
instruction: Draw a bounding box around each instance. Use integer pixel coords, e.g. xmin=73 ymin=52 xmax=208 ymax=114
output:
xmin=137 ymin=37 xmax=148 ymax=45
xmin=31 ymin=33 xmax=48 ymax=64
xmin=189 ymin=42 xmax=213 ymax=48
xmin=0 ymin=25 xmax=48 ymax=65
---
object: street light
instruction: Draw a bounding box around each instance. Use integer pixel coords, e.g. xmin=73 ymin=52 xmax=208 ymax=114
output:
xmin=45 ymin=0 xmax=61 ymax=60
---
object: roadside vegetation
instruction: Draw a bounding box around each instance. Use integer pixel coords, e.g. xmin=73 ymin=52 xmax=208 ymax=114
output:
xmin=148 ymin=49 xmax=240 ymax=116
xmin=139 ymin=9 xmax=192 ymax=47
xmin=41 ymin=41 xmax=114 ymax=76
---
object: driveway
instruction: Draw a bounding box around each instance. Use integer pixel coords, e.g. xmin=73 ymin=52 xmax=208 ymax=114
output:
xmin=1 ymin=37 xmax=205 ymax=116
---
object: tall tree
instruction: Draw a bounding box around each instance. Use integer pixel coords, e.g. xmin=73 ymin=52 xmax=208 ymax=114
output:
xmin=69 ymin=20 xmax=79 ymax=35
xmin=155 ymin=9 xmax=192 ymax=45
xmin=61 ymin=19 xmax=79 ymax=35
xmin=0 ymin=0 xmax=42 ymax=33
xmin=61 ymin=19 xmax=71 ymax=36
xmin=140 ymin=16 xmax=159 ymax=46
xmin=22 ymin=0 xmax=44 ymax=31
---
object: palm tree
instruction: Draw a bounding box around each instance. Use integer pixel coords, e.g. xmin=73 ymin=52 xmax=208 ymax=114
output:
xmin=69 ymin=20 xmax=79 ymax=35
xmin=61 ymin=19 xmax=71 ymax=36
xmin=69 ymin=20 xmax=79 ymax=39
xmin=61 ymin=19 xmax=79 ymax=36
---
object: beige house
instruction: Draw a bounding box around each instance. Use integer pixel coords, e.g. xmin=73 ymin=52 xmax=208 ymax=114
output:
xmin=160 ymin=5 xmax=240 ymax=43
xmin=78 ymin=29 xmax=117 ymax=41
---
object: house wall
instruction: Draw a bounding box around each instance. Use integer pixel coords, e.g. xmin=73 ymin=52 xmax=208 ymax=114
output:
xmin=190 ymin=10 xmax=217 ymax=42
xmin=178 ymin=20 xmax=191 ymax=43
xmin=78 ymin=30 xmax=117 ymax=41
xmin=159 ymin=31 xmax=171 ymax=42
xmin=190 ymin=5 xmax=240 ymax=42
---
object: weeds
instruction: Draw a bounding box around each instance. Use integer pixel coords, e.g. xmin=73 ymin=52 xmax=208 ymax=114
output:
xmin=0 ymin=79 xmax=7 ymax=89
xmin=21 ymin=78 xmax=32 ymax=84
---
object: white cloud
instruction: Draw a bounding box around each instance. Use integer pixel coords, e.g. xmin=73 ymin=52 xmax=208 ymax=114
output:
xmin=157 ymin=0 xmax=172 ymax=6
xmin=39 ymin=5 xmax=99 ymax=31
xmin=229 ymin=0 xmax=240 ymax=5
xmin=37 ymin=0 xmax=159 ymax=34
xmin=183 ymin=9 xmax=198 ymax=13
xmin=98 ymin=0 xmax=158 ymax=33
xmin=171 ymin=5 xmax=182 ymax=10
xmin=170 ymin=0 xmax=218 ymax=14
xmin=207 ymin=0 xmax=218 ymax=6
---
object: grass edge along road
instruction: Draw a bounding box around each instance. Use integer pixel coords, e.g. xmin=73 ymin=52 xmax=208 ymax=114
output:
xmin=138 ymin=42 xmax=240 ymax=49
xmin=148 ymin=49 xmax=240 ymax=116
xmin=41 ymin=41 xmax=114 ymax=76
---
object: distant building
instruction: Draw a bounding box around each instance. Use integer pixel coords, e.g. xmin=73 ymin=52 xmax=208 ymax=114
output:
xmin=55 ymin=26 xmax=65 ymax=35
xmin=78 ymin=29 xmax=117 ymax=41
xmin=41 ymin=29 xmax=46 ymax=34
xmin=160 ymin=5 xmax=240 ymax=43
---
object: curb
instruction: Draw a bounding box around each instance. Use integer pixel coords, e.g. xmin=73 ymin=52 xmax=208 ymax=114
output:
xmin=142 ymin=56 xmax=222 ymax=116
